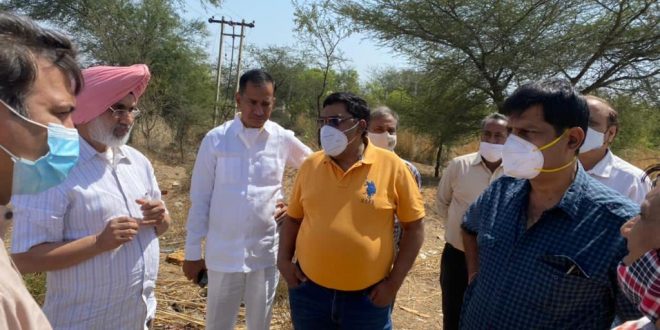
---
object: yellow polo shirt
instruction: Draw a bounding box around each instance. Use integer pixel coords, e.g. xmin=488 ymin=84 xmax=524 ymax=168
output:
xmin=287 ymin=142 xmax=425 ymax=291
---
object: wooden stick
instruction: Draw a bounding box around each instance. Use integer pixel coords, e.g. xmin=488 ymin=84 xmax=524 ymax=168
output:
xmin=398 ymin=305 xmax=431 ymax=318
xmin=156 ymin=309 xmax=205 ymax=326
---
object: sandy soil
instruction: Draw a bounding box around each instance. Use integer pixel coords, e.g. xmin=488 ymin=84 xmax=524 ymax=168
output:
xmin=150 ymin=158 xmax=446 ymax=329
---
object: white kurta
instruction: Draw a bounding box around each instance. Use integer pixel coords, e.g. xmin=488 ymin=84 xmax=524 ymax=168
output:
xmin=185 ymin=118 xmax=312 ymax=272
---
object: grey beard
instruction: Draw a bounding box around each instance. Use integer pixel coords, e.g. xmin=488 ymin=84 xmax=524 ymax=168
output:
xmin=88 ymin=117 xmax=132 ymax=148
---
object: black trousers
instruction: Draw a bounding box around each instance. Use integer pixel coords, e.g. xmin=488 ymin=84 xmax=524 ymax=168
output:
xmin=440 ymin=242 xmax=468 ymax=330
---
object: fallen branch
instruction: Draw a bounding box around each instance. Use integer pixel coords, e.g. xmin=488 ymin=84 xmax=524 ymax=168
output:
xmin=398 ymin=305 xmax=430 ymax=318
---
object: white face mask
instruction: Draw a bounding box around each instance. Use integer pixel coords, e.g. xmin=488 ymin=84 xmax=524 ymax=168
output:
xmin=368 ymin=132 xmax=397 ymax=151
xmin=320 ymin=122 xmax=359 ymax=157
xmin=479 ymin=142 xmax=504 ymax=162
xmin=502 ymin=131 xmax=575 ymax=179
xmin=579 ymin=127 xmax=606 ymax=154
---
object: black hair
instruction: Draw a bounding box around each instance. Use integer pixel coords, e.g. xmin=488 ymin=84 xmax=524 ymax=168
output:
xmin=0 ymin=12 xmax=82 ymax=116
xmin=238 ymin=69 xmax=276 ymax=95
xmin=502 ymin=79 xmax=589 ymax=137
xmin=644 ymin=164 xmax=660 ymax=188
xmin=323 ymin=92 xmax=371 ymax=136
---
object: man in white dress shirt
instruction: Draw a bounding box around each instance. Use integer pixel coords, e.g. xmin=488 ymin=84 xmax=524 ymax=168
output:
xmin=183 ymin=69 xmax=312 ymax=330
xmin=10 ymin=64 xmax=170 ymax=330
xmin=578 ymin=95 xmax=652 ymax=204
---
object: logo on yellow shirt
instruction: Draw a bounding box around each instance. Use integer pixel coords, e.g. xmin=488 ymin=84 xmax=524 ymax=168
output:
xmin=361 ymin=180 xmax=376 ymax=205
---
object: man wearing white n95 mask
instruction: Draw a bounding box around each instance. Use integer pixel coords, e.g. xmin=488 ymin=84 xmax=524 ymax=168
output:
xmin=436 ymin=112 xmax=508 ymax=330
xmin=460 ymin=79 xmax=641 ymax=329
xmin=578 ymin=95 xmax=651 ymax=204
xmin=367 ymin=106 xmax=423 ymax=251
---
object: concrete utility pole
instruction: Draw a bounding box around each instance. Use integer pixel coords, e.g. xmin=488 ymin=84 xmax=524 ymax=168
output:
xmin=208 ymin=16 xmax=254 ymax=124
xmin=234 ymin=19 xmax=249 ymax=94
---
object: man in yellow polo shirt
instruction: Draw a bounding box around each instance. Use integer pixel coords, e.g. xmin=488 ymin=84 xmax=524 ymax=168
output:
xmin=278 ymin=92 xmax=425 ymax=329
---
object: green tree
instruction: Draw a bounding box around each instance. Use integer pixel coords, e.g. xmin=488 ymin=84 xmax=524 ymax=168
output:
xmin=337 ymin=0 xmax=659 ymax=109
xmin=364 ymin=65 xmax=490 ymax=175
xmin=4 ymin=0 xmax=219 ymax=159
xmin=408 ymin=67 xmax=490 ymax=176
xmin=293 ymin=0 xmax=357 ymax=114
xmin=608 ymin=94 xmax=660 ymax=151
xmin=245 ymin=45 xmax=309 ymax=115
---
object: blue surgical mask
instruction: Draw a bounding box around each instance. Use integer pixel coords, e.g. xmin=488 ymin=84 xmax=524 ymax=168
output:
xmin=0 ymin=100 xmax=80 ymax=195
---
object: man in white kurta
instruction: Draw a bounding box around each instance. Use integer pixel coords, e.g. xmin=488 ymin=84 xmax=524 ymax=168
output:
xmin=10 ymin=65 xmax=170 ymax=330
xmin=183 ymin=69 xmax=311 ymax=330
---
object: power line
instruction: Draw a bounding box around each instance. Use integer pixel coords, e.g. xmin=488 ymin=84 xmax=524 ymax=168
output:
xmin=208 ymin=16 xmax=255 ymax=126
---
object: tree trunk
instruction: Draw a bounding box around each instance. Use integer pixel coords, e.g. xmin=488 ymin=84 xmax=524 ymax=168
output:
xmin=434 ymin=142 xmax=444 ymax=178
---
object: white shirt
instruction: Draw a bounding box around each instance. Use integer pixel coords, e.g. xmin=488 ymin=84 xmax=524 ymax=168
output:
xmin=185 ymin=118 xmax=312 ymax=272
xmin=586 ymin=149 xmax=652 ymax=205
xmin=11 ymin=139 xmax=163 ymax=330
xmin=436 ymin=152 xmax=503 ymax=251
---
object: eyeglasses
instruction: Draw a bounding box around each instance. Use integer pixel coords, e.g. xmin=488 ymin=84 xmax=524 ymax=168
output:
xmin=316 ymin=116 xmax=354 ymax=128
xmin=109 ymin=106 xmax=141 ymax=118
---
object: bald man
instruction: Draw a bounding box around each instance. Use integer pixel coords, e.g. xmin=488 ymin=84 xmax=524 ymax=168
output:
xmin=578 ymin=95 xmax=652 ymax=204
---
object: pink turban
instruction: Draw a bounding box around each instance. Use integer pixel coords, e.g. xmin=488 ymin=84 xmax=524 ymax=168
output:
xmin=73 ymin=64 xmax=151 ymax=125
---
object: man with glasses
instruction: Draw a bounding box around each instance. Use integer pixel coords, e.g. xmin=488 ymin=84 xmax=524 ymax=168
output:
xmin=183 ymin=69 xmax=311 ymax=330
xmin=278 ymin=92 xmax=425 ymax=329
xmin=11 ymin=64 xmax=170 ymax=329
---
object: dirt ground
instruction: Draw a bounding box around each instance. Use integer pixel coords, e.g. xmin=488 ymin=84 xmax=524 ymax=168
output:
xmin=149 ymin=158 xmax=446 ymax=329
xmin=10 ymin=142 xmax=657 ymax=329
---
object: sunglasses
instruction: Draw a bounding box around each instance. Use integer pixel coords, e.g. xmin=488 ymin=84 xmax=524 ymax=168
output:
xmin=316 ymin=116 xmax=354 ymax=128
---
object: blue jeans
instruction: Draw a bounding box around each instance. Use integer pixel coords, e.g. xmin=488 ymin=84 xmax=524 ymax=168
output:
xmin=288 ymin=279 xmax=393 ymax=330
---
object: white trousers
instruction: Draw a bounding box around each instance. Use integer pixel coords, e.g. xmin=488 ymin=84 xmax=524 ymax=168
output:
xmin=206 ymin=266 xmax=278 ymax=330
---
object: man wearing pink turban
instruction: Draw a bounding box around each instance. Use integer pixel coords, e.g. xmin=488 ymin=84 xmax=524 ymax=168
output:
xmin=10 ymin=64 xmax=170 ymax=330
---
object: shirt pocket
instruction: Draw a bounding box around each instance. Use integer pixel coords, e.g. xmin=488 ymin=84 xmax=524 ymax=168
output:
xmin=215 ymin=154 xmax=242 ymax=185
xmin=535 ymin=255 xmax=606 ymax=317
xmin=254 ymin=152 xmax=281 ymax=186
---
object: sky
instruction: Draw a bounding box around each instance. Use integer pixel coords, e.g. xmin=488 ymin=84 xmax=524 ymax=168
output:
xmin=181 ymin=0 xmax=410 ymax=82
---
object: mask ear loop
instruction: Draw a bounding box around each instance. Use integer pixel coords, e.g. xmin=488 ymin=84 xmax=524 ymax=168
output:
xmin=0 ymin=144 xmax=18 ymax=162
xmin=534 ymin=129 xmax=577 ymax=173
xmin=342 ymin=120 xmax=362 ymax=146
xmin=0 ymin=99 xmax=48 ymax=129
xmin=538 ymin=157 xmax=577 ymax=173
xmin=0 ymin=100 xmax=49 ymax=162
xmin=536 ymin=129 xmax=568 ymax=152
